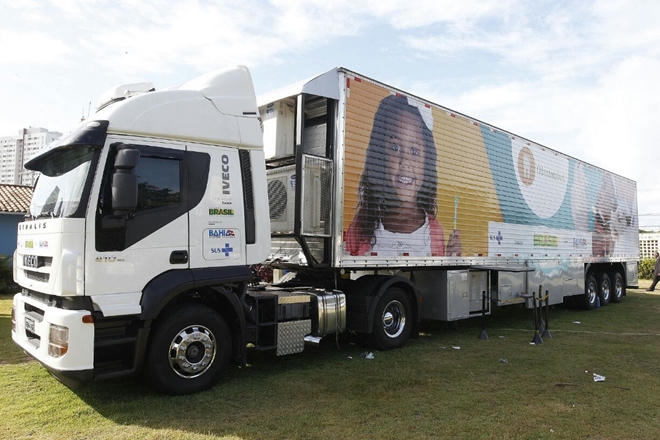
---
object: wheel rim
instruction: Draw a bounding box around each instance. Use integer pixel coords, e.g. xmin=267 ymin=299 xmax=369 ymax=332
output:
xmin=168 ymin=325 xmax=217 ymax=379
xmin=613 ymin=276 xmax=623 ymax=299
xmin=587 ymin=279 xmax=597 ymax=304
xmin=381 ymin=300 xmax=406 ymax=339
xmin=600 ymin=279 xmax=611 ymax=302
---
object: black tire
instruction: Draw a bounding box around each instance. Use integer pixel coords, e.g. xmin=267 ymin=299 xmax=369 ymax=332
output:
xmin=370 ymin=287 xmax=413 ymax=350
xmin=582 ymin=273 xmax=598 ymax=310
xmin=609 ymin=271 xmax=625 ymax=303
xmin=598 ymin=272 xmax=611 ymax=306
xmin=145 ymin=304 xmax=231 ymax=395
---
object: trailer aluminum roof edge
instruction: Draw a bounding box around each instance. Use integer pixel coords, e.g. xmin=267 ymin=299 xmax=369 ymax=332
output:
xmin=257 ymin=67 xmax=636 ymax=184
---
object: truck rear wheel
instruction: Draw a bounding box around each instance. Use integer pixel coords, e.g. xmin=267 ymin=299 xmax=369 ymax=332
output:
xmin=146 ymin=304 xmax=231 ymax=395
xmin=609 ymin=271 xmax=624 ymax=303
xmin=598 ymin=272 xmax=611 ymax=306
xmin=371 ymin=287 xmax=412 ymax=350
xmin=582 ymin=273 xmax=598 ymax=310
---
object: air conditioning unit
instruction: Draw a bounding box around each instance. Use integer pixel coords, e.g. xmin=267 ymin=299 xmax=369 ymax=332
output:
xmin=260 ymin=100 xmax=295 ymax=160
xmin=266 ymin=157 xmax=333 ymax=236
xmin=266 ymin=165 xmax=296 ymax=234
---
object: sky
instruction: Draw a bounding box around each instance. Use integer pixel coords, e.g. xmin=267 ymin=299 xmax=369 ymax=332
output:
xmin=1 ymin=0 xmax=660 ymax=228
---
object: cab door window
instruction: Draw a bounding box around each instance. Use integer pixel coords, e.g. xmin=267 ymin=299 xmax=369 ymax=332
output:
xmin=135 ymin=156 xmax=181 ymax=211
xmin=96 ymin=145 xmax=184 ymax=252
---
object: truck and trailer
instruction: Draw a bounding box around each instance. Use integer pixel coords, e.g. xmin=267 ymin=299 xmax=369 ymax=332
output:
xmin=11 ymin=66 xmax=639 ymax=394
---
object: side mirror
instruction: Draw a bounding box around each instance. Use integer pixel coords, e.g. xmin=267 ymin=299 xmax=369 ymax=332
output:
xmin=112 ymin=146 xmax=141 ymax=216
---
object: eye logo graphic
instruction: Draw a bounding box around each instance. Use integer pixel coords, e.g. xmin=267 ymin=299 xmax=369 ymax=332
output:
xmin=517 ymin=147 xmax=535 ymax=187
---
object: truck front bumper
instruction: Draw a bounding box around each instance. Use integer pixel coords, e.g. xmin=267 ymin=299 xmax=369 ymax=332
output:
xmin=12 ymin=291 xmax=95 ymax=385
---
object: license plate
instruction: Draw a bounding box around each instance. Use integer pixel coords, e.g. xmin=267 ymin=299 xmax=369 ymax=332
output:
xmin=25 ymin=316 xmax=35 ymax=333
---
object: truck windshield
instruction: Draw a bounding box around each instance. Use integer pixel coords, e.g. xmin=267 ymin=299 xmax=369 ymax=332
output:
xmin=29 ymin=145 xmax=97 ymax=219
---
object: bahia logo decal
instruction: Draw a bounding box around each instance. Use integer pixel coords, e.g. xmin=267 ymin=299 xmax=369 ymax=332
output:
xmin=208 ymin=229 xmax=235 ymax=238
xmin=204 ymin=228 xmax=241 ymax=260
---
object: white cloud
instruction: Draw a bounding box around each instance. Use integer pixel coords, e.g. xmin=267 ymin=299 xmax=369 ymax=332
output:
xmin=591 ymin=0 xmax=660 ymax=55
xmin=363 ymin=0 xmax=520 ymax=30
xmin=268 ymin=0 xmax=367 ymax=39
xmin=576 ymin=56 xmax=660 ymax=183
xmin=0 ymin=31 xmax=70 ymax=63
xmin=49 ymin=0 xmax=87 ymax=17
xmin=395 ymin=0 xmax=659 ymax=83
xmin=60 ymin=0 xmax=372 ymax=77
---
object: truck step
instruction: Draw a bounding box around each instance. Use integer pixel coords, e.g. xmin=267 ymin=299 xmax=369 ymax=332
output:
xmin=94 ymin=365 xmax=136 ymax=381
xmin=95 ymin=335 xmax=137 ymax=348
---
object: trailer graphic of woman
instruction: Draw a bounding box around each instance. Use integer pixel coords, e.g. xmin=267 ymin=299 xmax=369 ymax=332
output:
xmin=345 ymin=94 xmax=461 ymax=257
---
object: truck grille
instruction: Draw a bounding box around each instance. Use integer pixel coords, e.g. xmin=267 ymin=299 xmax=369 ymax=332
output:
xmin=24 ymin=270 xmax=50 ymax=283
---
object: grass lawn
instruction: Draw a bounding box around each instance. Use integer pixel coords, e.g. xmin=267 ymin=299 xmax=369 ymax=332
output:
xmin=1 ymin=280 xmax=659 ymax=440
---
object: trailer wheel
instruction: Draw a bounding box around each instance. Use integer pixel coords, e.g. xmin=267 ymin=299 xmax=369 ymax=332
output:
xmin=146 ymin=304 xmax=231 ymax=395
xmin=371 ymin=287 xmax=412 ymax=350
xmin=609 ymin=271 xmax=625 ymax=303
xmin=582 ymin=273 xmax=598 ymax=310
xmin=598 ymin=272 xmax=611 ymax=306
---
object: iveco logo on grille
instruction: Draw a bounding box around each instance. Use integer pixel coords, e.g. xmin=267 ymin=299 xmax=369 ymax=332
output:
xmin=23 ymin=255 xmax=39 ymax=268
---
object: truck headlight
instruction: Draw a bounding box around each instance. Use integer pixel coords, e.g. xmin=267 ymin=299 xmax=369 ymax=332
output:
xmin=48 ymin=324 xmax=69 ymax=357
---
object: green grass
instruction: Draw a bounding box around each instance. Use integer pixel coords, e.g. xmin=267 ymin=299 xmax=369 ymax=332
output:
xmin=2 ymin=281 xmax=660 ymax=439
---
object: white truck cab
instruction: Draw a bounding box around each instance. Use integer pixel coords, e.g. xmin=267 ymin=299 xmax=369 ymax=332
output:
xmin=12 ymin=66 xmax=280 ymax=394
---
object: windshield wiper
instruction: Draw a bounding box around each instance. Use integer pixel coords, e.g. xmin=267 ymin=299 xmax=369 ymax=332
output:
xmin=36 ymin=211 xmax=57 ymax=219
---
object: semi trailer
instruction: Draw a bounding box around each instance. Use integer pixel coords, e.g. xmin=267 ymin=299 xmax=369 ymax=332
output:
xmin=11 ymin=66 xmax=638 ymax=394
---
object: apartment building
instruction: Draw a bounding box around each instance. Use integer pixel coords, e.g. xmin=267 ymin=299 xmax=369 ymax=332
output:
xmin=0 ymin=127 xmax=62 ymax=186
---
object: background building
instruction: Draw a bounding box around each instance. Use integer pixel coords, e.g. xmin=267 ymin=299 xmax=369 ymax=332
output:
xmin=639 ymin=232 xmax=660 ymax=259
xmin=0 ymin=127 xmax=62 ymax=186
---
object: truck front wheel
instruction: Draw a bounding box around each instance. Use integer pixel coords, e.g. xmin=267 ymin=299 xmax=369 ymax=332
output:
xmin=146 ymin=304 xmax=231 ymax=395
xmin=371 ymin=287 xmax=412 ymax=350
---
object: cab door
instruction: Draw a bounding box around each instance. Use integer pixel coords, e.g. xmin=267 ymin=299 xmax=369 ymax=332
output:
xmin=186 ymin=145 xmax=248 ymax=271
xmin=86 ymin=140 xmax=195 ymax=308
